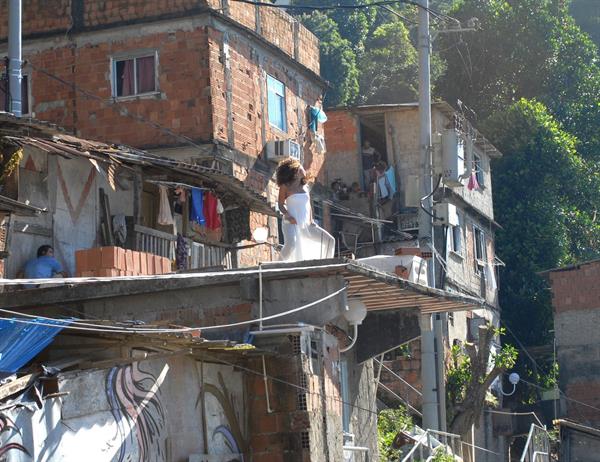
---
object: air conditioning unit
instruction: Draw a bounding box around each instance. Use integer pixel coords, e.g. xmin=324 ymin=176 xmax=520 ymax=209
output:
xmin=434 ymin=202 xmax=459 ymax=226
xmin=265 ymin=139 xmax=301 ymax=163
xmin=442 ymin=129 xmax=465 ymax=187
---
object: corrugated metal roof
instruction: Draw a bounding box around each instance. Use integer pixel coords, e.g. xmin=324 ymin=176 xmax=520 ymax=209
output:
xmin=0 ymin=318 xmax=70 ymax=373
xmin=0 ymin=114 xmax=276 ymax=216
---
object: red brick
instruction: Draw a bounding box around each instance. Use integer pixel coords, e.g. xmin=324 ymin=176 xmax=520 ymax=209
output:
xmin=100 ymin=246 xmax=121 ymax=269
xmin=132 ymin=251 xmax=141 ymax=275
xmin=75 ymin=249 xmax=89 ymax=273
xmin=124 ymin=250 xmax=134 ymax=272
xmin=87 ymin=247 xmax=103 ymax=271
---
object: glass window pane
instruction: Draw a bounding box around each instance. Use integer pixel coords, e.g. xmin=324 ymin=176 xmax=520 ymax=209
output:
xmin=115 ymin=59 xmax=134 ymax=97
xmin=267 ymin=75 xmax=286 ymax=131
xmin=136 ymin=56 xmax=156 ymax=94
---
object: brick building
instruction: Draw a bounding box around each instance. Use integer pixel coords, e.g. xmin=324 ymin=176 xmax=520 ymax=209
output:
xmin=0 ymin=0 xmax=327 ymax=265
xmin=546 ymin=260 xmax=600 ymax=425
xmin=544 ymin=260 xmax=600 ymax=461
xmin=324 ymin=103 xmax=505 ymax=458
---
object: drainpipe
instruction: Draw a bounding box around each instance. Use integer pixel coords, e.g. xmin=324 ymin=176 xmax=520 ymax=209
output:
xmin=8 ymin=0 xmax=22 ymax=117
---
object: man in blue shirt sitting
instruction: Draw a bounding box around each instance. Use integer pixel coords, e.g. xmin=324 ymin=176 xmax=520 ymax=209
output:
xmin=23 ymin=245 xmax=65 ymax=279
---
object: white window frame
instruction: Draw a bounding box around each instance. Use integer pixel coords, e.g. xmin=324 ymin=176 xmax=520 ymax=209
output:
xmin=450 ymin=213 xmax=463 ymax=256
xmin=473 ymin=225 xmax=487 ymax=274
xmin=267 ymin=74 xmax=287 ymax=132
xmin=111 ymin=51 xmax=159 ymax=99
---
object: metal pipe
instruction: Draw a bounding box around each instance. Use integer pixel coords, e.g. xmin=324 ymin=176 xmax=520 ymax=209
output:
xmin=8 ymin=0 xmax=22 ymax=117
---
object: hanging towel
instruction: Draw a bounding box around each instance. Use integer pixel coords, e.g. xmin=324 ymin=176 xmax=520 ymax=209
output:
xmin=157 ymin=185 xmax=175 ymax=225
xmin=203 ymin=192 xmax=222 ymax=230
xmin=484 ymin=262 xmax=498 ymax=292
xmin=467 ymin=171 xmax=480 ymax=191
xmin=190 ymin=188 xmax=206 ymax=225
xmin=378 ymin=174 xmax=392 ymax=199
xmin=309 ymin=106 xmax=328 ymax=133
xmin=384 ymin=167 xmax=397 ymax=196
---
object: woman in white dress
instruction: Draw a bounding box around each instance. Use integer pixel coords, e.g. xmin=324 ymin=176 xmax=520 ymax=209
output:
xmin=276 ymin=159 xmax=335 ymax=262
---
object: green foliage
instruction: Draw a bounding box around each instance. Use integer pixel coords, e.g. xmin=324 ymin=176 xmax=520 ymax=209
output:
xmin=431 ymin=448 xmax=457 ymax=462
xmin=485 ymin=99 xmax=600 ymax=344
xmin=298 ymin=12 xmax=359 ymax=107
xmin=446 ymin=344 xmax=471 ymax=405
xmin=570 ymin=0 xmax=600 ymax=48
xmin=378 ymin=406 xmax=413 ymax=461
xmin=358 ymin=21 xmax=419 ymax=103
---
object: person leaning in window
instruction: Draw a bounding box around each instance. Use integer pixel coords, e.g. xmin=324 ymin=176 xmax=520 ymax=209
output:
xmin=23 ymin=245 xmax=66 ymax=280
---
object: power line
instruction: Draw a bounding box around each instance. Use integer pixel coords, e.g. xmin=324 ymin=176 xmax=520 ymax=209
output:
xmin=231 ymin=0 xmax=458 ymax=24
xmin=0 ymin=284 xmax=347 ymax=334
xmin=26 ymin=62 xmax=207 ymax=152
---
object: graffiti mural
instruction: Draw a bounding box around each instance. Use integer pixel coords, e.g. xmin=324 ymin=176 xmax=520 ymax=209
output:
xmin=0 ymin=414 xmax=30 ymax=459
xmin=105 ymin=363 xmax=167 ymax=462
xmin=201 ymin=370 xmax=246 ymax=461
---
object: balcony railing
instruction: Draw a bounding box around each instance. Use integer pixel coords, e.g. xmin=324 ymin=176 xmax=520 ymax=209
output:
xmin=133 ymin=224 xmax=234 ymax=270
xmin=134 ymin=224 xmax=175 ymax=260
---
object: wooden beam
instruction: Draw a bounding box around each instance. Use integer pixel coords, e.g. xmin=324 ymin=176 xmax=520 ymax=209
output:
xmin=0 ymin=373 xmax=37 ymax=401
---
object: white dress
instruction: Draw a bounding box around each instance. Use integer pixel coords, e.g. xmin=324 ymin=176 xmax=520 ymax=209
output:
xmin=279 ymin=187 xmax=335 ymax=262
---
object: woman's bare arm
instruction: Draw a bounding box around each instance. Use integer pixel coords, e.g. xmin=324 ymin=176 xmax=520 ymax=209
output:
xmin=278 ymin=185 xmax=297 ymax=224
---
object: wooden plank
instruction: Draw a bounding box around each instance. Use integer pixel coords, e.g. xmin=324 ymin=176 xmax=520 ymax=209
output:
xmin=0 ymin=373 xmax=37 ymax=401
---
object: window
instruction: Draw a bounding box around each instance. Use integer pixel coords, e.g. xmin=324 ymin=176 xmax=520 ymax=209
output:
xmin=473 ymin=225 xmax=487 ymax=273
xmin=0 ymin=74 xmax=30 ymax=115
xmin=113 ymin=54 xmax=157 ymax=98
xmin=450 ymin=213 xmax=462 ymax=255
xmin=267 ymin=75 xmax=286 ymax=132
xmin=473 ymin=154 xmax=484 ymax=187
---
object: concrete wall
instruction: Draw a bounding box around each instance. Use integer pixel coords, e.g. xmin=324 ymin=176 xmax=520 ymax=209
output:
xmin=7 ymin=147 xmax=133 ymax=278
xmin=550 ymin=261 xmax=600 ymax=426
xmin=0 ymin=356 xmax=246 ymax=462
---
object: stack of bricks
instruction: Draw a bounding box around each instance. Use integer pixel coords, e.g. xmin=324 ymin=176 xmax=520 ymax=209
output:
xmin=75 ymin=246 xmax=171 ymax=277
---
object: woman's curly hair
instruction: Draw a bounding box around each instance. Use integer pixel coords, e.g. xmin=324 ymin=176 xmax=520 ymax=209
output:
xmin=276 ymin=158 xmax=305 ymax=186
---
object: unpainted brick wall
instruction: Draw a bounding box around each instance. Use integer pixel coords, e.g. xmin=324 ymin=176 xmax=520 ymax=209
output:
xmin=550 ymin=262 xmax=600 ymax=313
xmin=26 ymin=28 xmax=213 ymax=147
xmin=0 ymin=1 xmax=319 ymax=74
xmin=323 ymin=110 xmax=361 ymax=187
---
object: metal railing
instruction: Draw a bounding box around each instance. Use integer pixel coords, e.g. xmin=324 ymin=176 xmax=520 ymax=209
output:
xmin=520 ymin=424 xmax=550 ymax=462
xmin=401 ymin=429 xmax=464 ymax=462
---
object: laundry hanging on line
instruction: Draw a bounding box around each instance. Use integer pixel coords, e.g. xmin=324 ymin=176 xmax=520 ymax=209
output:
xmin=190 ymin=188 xmax=206 ymax=225
xmin=203 ymin=191 xmax=222 ymax=230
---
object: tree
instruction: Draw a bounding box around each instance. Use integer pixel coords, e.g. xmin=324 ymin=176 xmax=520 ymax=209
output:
xmin=484 ymin=99 xmax=600 ymax=345
xmin=446 ymin=325 xmax=517 ymax=438
xmin=358 ymin=21 xmax=419 ymax=103
xmin=298 ymin=12 xmax=360 ymax=106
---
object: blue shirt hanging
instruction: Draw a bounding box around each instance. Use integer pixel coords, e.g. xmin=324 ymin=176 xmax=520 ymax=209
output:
xmin=190 ymin=188 xmax=206 ymax=225
xmin=309 ymin=106 xmax=327 ymax=133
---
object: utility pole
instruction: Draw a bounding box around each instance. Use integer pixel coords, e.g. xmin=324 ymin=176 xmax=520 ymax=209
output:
xmin=417 ymin=0 xmax=440 ymax=432
xmin=8 ymin=0 xmax=22 ymax=117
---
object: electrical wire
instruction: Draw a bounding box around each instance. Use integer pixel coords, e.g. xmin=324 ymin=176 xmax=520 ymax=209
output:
xmin=26 ymin=62 xmax=207 ymax=152
xmin=0 ymin=284 xmax=347 ymax=334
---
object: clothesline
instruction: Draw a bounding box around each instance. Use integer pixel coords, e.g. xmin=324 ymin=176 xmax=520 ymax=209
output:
xmin=145 ymin=179 xmax=211 ymax=191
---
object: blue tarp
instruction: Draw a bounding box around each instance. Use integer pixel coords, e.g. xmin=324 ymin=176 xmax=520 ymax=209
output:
xmin=0 ymin=318 xmax=70 ymax=373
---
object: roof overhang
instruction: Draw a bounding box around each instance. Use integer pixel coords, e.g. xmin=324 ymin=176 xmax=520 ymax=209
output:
xmin=0 ymin=195 xmax=46 ymax=216
xmin=0 ymin=113 xmax=276 ymax=216
xmin=0 ymin=258 xmax=489 ymax=314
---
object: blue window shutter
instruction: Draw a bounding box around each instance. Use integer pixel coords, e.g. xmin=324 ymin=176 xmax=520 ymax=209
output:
xmin=267 ymin=75 xmax=286 ymax=132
